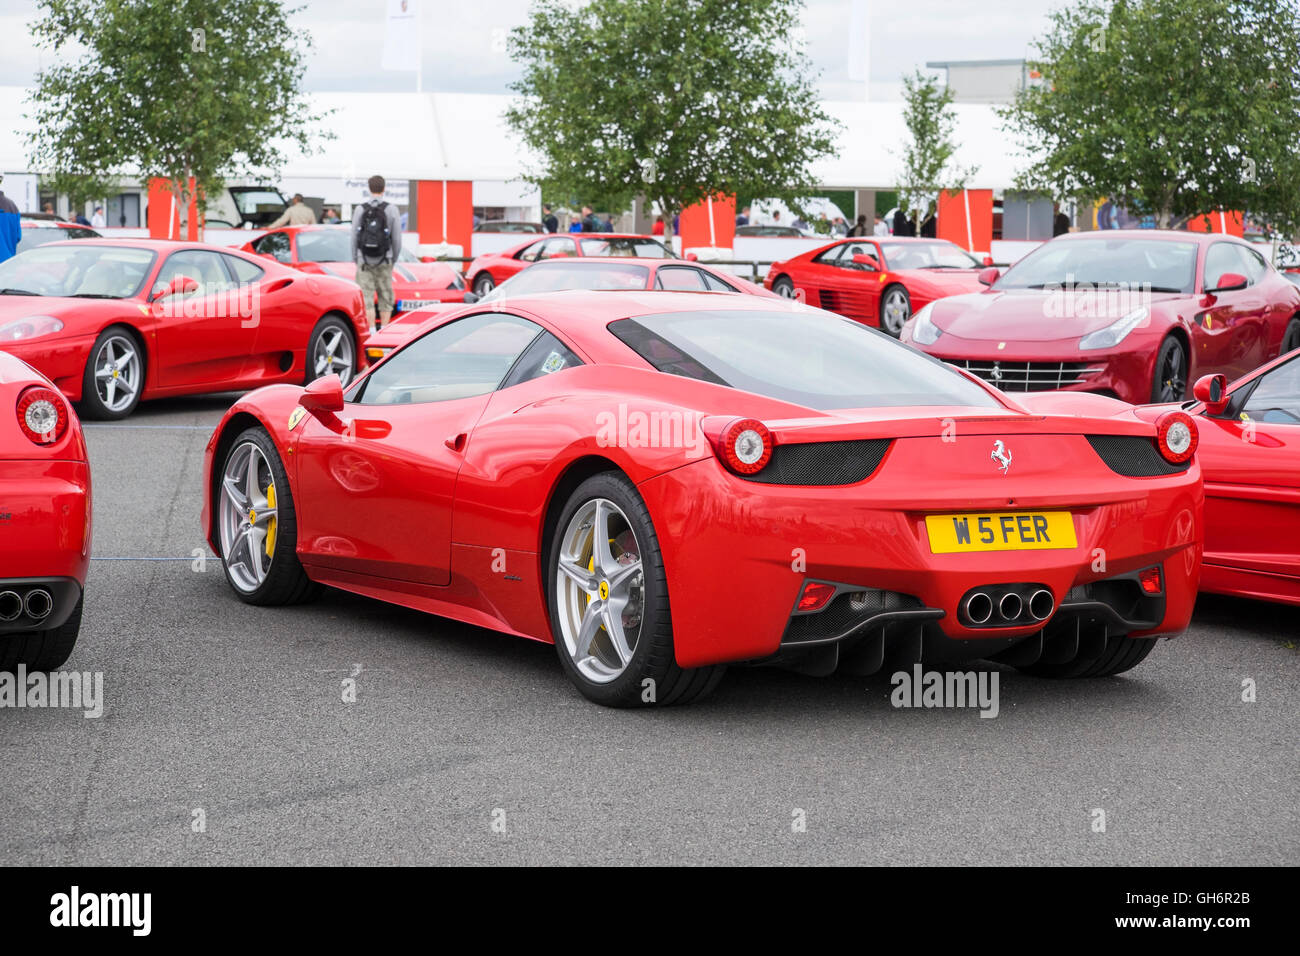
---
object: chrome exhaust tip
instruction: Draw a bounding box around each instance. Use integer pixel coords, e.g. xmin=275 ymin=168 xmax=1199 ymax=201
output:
xmin=1028 ymin=589 xmax=1055 ymax=622
xmin=24 ymin=589 xmax=53 ymax=621
xmin=0 ymin=590 xmax=22 ymax=622
xmin=964 ymin=591 xmax=993 ymax=625
xmin=998 ymin=591 xmax=1023 ymax=622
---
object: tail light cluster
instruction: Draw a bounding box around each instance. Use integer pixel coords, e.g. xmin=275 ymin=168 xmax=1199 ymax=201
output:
xmin=16 ymin=386 xmax=69 ymax=445
xmin=715 ymin=418 xmax=773 ymax=475
xmin=1155 ymin=411 xmax=1198 ymax=464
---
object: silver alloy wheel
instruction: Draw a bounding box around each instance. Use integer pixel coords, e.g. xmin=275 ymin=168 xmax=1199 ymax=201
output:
xmin=774 ymin=277 xmax=796 ymax=298
xmin=218 ymin=441 xmax=279 ymax=593
xmin=881 ymin=287 xmax=910 ymax=334
xmin=312 ymin=324 xmax=354 ymax=385
xmin=93 ymin=333 xmax=142 ymax=412
xmin=555 ymin=497 xmax=645 ymax=684
xmin=473 ymin=273 xmax=495 ymax=296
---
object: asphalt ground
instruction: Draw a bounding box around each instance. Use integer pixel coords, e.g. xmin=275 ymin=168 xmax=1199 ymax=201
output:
xmin=0 ymin=393 xmax=1296 ymax=865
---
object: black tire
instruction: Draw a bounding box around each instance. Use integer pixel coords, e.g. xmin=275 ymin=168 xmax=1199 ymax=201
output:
xmin=1281 ymin=318 xmax=1300 ymax=356
xmin=216 ymin=426 xmax=317 ymax=606
xmin=546 ymin=472 xmax=725 ymax=707
xmin=1150 ymin=336 xmax=1189 ymax=403
xmin=80 ymin=326 xmax=144 ymax=420
xmin=305 ymin=314 xmax=357 ymax=387
xmin=1016 ymin=635 xmax=1158 ymax=679
xmin=879 ymin=284 xmax=911 ymax=337
xmin=771 ymin=275 xmax=796 ymax=298
xmin=472 ymin=272 xmax=495 ymax=297
xmin=0 ymin=595 xmax=83 ymax=672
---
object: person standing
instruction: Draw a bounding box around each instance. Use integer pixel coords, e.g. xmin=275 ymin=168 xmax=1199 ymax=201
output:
xmin=847 ymin=214 xmax=868 ymax=237
xmin=651 ymin=216 xmax=665 ymax=235
xmin=0 ymin=176 xmax=20 ymax=263
xmin=542 ymin=204 xmax=558 ymax=233
xmin=268 ymin=193 xmax=316 ymax=228
xmin=90 ymin=205 xmax=107 ymax=228
xmin=873 ymin=215 xmax=888 ymax=236
xmin=735 ymin=205 xmax=751 ymax=227
xmin=350 ymin=175 xmax=402 ymax=331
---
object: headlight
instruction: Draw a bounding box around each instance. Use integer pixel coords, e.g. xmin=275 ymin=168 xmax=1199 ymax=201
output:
xmin=0 ymin=316 xmax=63 ymax=342
xmin=910 ymin=304 xmax=942 ymax=345
xmin=1079 ymin=307 xmax=1148 ymax=350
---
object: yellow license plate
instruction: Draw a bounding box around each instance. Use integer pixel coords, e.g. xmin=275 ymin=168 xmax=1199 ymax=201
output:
xmin=925 ymin=511 xmax=1077 ymax=554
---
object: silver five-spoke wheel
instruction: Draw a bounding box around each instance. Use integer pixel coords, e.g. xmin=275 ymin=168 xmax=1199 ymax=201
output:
xmin=554 ymin=498 xmax=645 ymax=684
xmin=218 ymin=441 xmax=279 ymax=594
xmin=93 ymin=333 xmax=142 ymax=413
xmin=881 ymin=286 xmax=910 ymax=336
xmin=312 ymin=326 xmax=354 ymax=385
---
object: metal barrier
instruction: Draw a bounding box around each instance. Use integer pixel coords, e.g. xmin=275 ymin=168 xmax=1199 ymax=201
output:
xmin=422 ymin=255 xmax=778 ymax=284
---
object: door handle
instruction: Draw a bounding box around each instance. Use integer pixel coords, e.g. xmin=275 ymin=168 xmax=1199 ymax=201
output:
xmin=445 ymin=433 xmax=467 ymax=452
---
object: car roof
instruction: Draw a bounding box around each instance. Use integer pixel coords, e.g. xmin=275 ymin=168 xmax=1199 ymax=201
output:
xmin=501 ymin=288 xmax=804 ymax=326
xmin=26 ymin=238 xmax=259 ymax=253
xmin=1051 ymin=229 xmax=1221 ymax=245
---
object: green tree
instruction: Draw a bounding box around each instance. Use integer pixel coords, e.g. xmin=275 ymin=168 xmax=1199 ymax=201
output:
xmin=505 ymin=0 xmax=838 ymax=235
xmin=896 ymin=71 xmax=974 ymax=234
xmin=27 ymin=0 xmax=322 ymax=226
xmin=1002 ymin=0 xmax=1300 ymax=231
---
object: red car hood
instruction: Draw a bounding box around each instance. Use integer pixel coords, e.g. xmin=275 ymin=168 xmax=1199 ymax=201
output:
xmin=929 ymin=289 xmax=1185 ymax=343
xmin=900 ymin=269 xmax=986 ymax=295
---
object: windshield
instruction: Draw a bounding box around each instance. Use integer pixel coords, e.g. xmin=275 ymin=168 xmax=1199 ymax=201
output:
xmin=17 ymin=225 xmax=100 ymax=254
xmin=296 ymin=228 xmax=418 ymax=263
xmin=483 ymin=262 xmax=650 ymax=300
xmin=609 ymin=308 xmax=1001 ymax=411
xmin=579 ymin=237 xmax=673 ymax=258
xmin=996 ymin=238 xmax=1199 ymax=293
xmin=0 ymin=244 xmax=156 ymax=298
xmin=878 ymin=241 xmax=979 ymax=270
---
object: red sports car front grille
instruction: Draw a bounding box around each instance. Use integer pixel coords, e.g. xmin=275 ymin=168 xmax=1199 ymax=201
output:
xmin=947 ymin=359 xmax=1103 ymax=392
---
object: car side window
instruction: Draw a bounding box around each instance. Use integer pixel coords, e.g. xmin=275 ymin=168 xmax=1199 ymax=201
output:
xmin=221 ymin=254 xmax=265 ymax=287
xmin=1203 ymin=243 xmax=1243 ymax=290
xmin=538 ymin=238 xmax=576 ymax=260
xmin=654 ymin=266 xmax=710 ymax=291
xmin=813 ymin=244 xmax=846 ymax=265
xmin=1241 ymin=355 xmax=1300 ymax=424
xmin=1237 ymin=245 xmax=1268 ymax=283
xmin=701 ymin=270 xmax=738 ymax=292
xmin=154 ymin=251 xmax=229 ymax=297
xmin=839 ymin=243 xmax=874 ymax=270
xmin=517 ymin=240 xmax=546 ymax=262
xmin=352 ymin=313 xmax=542 ymax=406
xmin=499 ymin=330 xmax=583 ymax=389
xmin=253 ymin=232 xmax=292 ymax=263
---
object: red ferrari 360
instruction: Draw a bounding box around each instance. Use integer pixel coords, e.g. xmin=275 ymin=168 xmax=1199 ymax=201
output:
xmin=202 ymin=291 xmax=1201 ymax=706
xmin=765 ymin=237 xmax=989 ymax=335
xmin=463 ymin=234 xmax=675 ymax=297
xmin=241 ymin=224 xmax=469 ymax=315
xmin=0 ymin=350 xmax=90 ymax=670
xmin=901 ymin=230 xmax=1300 ymax=404
xmin=0 ymin=239 xmax=370 ymax=419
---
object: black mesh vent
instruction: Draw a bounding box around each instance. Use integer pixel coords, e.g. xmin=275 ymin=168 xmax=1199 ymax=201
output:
xmin=1086 ymin=435 xmax=1190 ymax=477
xmin=783 ymin=589 xmax=923 ymax=644
xmin=741 ymin=439 xmax=891 ymax=485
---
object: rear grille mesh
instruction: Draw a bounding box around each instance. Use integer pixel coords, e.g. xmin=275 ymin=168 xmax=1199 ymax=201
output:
xmin=783 ymin=588 xmax=922 ymax=644
xmin=1086 ymin=435 xmax=1190 ymax=476
xmin=743 ymin=439 xmax=891 ymax=485
xmin=948 ymin=359 xmax=1102 ymax=392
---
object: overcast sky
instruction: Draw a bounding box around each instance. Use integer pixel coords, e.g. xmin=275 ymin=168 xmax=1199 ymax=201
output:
xmin=0 ymin=0 xmax=1061 ymax=100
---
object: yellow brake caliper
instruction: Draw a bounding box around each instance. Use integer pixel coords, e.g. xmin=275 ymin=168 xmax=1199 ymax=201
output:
xmin=264 ymin=482 xmax=278 ymax=558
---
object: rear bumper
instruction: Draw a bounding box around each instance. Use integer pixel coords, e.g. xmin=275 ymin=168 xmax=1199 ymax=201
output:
xmin=0 ymin=460 xmax=92 ymax=584
xmin=0 ymin=577 xmax=82 ymax=633
xmin=640 ymin=456 xmax=1201 ymax=668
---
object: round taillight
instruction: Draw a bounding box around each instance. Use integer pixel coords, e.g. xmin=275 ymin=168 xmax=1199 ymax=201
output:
xmin=16 ymin=386 xmax=68 ymax=445
xmin=719 ymin=418 xmax=773 ymax=475
xmin=1156 ymin=410 xmax=1198 ymax=464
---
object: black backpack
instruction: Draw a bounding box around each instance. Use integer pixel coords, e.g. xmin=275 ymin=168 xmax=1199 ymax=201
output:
xmin=358 ymin=201 xmax=391 ymax=258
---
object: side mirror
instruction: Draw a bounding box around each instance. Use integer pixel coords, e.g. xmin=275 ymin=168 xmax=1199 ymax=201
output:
xmin=1206 ymin=272 xmax=1247 ymax=294
xmin=1193 ymin=373 xmax=1229 ymax=414
xmin=982 ymin=255 xmax=995 ymax=267
xmin=300 ymin=374 xmax=344 ymax=413
xmin=852 ymin=253 xmax=880 ymax=270
xmin=152 ymin=275 xmax=199 ymax=300
xmin=462 ymin=291 xmax=480 ymax=304
xmin=977 ymin=267 xmax=1000 ymax=286
xmin=685 ymin=252 xmax=699 ymax=262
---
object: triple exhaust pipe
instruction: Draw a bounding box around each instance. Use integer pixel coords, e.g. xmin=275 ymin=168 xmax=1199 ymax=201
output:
xmin=962 ymin=586 xmax=1054 ymax=627
xmin=0 ymin=588 xmax=54 ymax=622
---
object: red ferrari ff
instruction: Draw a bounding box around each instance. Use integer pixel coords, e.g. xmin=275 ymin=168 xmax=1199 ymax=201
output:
xmin=464 ymin=234 xmax=675 ymax=297
xmin=765 ymin=237 xmax=989 ymax=336
xmin=1142 ymin=355 xmax=1300 ymax=606
xmin=901 ymin=230 xmax=1300 ymax=404
xmin=241 ymin=225 xmax=469 ymax=315
xmin=203 ymin=292 xmax=1201 ymax=707
xmin=0 ymin=351 xmax=90 ymax=671
xmin=362 ymin=256 xmax=774 ymax=359
xmin=0 ymin=239 xmax=369 ymax=419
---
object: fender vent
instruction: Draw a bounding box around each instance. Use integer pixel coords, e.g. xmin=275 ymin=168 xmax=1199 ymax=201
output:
xmin=1086 ymin=435 xmax=1189 ymax=477
xmin=743 ymin=439 xmax=891 ymax=485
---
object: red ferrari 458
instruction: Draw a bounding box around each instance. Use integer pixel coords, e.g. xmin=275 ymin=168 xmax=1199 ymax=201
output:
xmin=0 ymin=239 xmax=370 ymax=420
xmin=0 ymin=350 xmax=90 ymax=671
xmin=241 ymin=224 xmax=469 ymax=315
xmin=463 ymin=234 xmax=675 ymax=297
xmin=765 ymin=237 xmax=989 ymax=336
xmin=901 ymin=230 xmax=1300 ymax=404
xmin=1143 ymin=354 xmax=1300 ymax=606
xmin=202 ymin=291 xmax=1201 ymax=706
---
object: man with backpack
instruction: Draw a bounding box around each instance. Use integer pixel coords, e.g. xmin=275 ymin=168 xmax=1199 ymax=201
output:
xmin=350 ymin=175 xmax=403 ymax=330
